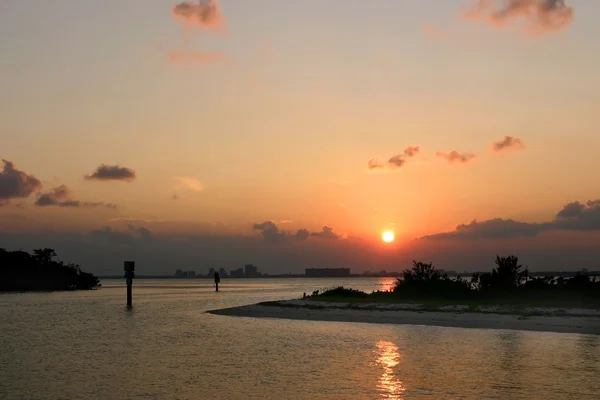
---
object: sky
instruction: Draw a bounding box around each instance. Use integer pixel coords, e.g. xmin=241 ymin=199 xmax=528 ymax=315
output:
xmin=1 ymin=0 xmax=600 ymax=275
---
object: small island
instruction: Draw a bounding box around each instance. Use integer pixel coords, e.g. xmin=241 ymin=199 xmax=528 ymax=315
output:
xmin=0 ymin=248 xmax=100 ymax=292
xmin=209 ymin=255 xmax=600 ymax=335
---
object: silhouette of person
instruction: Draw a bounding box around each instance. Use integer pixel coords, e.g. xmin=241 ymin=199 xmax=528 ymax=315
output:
xmin=214 ymin=271 xmax=220 ymax=292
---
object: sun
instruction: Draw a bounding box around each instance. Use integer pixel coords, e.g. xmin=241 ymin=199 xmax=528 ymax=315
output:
xmin=382 ymin=230 xmax=395 ymax=243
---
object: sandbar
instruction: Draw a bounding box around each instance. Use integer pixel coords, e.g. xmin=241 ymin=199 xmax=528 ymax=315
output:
xmin=207 ymin=300 xmax=600 ymax=335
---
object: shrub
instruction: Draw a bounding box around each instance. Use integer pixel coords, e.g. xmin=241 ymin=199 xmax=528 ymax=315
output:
xmin=317 ymin=287 xmax=369 ymax=298
xmin=394 ymin=261 xmax=473 ymax=299
xmin=0 ymin=248 xmax=100 ymax=291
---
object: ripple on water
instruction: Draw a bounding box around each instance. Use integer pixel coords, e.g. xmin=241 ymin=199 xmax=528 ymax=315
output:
xmin=1 ymin=278 xmax=599 ymax=400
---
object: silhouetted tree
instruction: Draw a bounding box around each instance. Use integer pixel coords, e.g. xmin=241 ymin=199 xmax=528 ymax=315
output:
xmin=491 ymin=255 xmax=527 ymax=290
xmin=403 ymin=261 xmax=441 ymax=283
xmin=0 ymin=248 xmax=99 ymax=292
xmin=565 ymin=271 xmax=593 ymax=291
xmin=33 ymin=248 xmax=58 ymax=265
xmin=394 ymin=260 xmax=472 ymax=299
xmin=312 ymin=254 xmax=599 ymax=303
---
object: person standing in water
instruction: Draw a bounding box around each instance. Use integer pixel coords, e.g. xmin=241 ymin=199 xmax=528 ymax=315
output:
xmin=214 ymin=271 xmax=220 ymax=292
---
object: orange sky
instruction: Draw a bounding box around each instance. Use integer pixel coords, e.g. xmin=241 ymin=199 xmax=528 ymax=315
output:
xmin=1 ymin=0 xmax=600 ymax=273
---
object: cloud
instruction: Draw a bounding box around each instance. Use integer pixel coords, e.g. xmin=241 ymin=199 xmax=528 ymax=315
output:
xmin=436 ymin=151 xmax=477 ymax=164
xmin=295 ymin=229 xmax=310 ymax=240
xmin=128 ymin=225 xmax=154 ymax=242
xmin=0 ymin=160 xmax=42 ymax=202
xmin=310 ymin=226 xmax=343 ymax=240
xmin=252 ymin=221 xmax=287 ymax=242
xmin=492 ymin=136 xmax=525 ymax=152
xmin=252 ymin=221 xmax=313 ymax=243
xmin=2 ymin=218 xmax=599 ymax=275
xmin=85 ymin=164 xmax=136 ymax=182
xmin=463 ymin=0 xmax=574 ymax=35
xmin=554 ymin=200 xmax=600 ymax=231
xmin=35 ymin=185 xmax=70 ymax=206
xmin=172 ymin=0 xmax=226 ymax=31
xmin=176 ymin=177 xmax=204 ymax=192
xmin=169 ymin=50 xmax=224 ymax=64
xmin=108 ymin=217 xmax=169 ymax=224
xmin=368 ymin=159 xmax=384 ymax=170
xmin=422 ymin=199 xmax=600 ymax=239
xmin=90 ymin=225 xmax=154 ymax=246
xmin=387 ymin=155 xmax=406 ymax=168
xmin=424 ymin=218 xmax=546 ymax=239
xmin=556 ymin=201 xmax=590 ymax=219
xmin=34 ymin=185 xmax=116 ymax=209
xmin=85 ymin=202 xmax=118 ymax=209
xmin=368 ymin=146 xmax=420 ymax=171
xmin=403 ymin=146 xmax=420 ymax=157
xmin=251 ymin=221 xmax=343 ymax=242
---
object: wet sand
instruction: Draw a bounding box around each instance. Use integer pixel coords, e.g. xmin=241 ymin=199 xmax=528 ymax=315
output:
xmin=207 ymin=300 xmax=600 ymax=335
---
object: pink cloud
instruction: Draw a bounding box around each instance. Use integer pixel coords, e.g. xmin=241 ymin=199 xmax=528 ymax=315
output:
xmin=368 ymin=146 xmax=421 ymax=171
xmin=463 ymin=0 xmax=574 ymax=35
xmin=436 ymin=151 xmax=477 ymax=164
xmin=172 ymin=0 xmax=226 ymax=32
xmin=492 ymin=136 xmax=525 ymax=152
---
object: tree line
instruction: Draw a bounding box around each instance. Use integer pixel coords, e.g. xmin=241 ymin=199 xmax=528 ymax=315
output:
xmin=0 ymin=248 xmax=100 ymax=292
xmin=316 ymin=255 xmax=599 ymax=303
xmin=395 ymin=255 xmax=599 ymax=300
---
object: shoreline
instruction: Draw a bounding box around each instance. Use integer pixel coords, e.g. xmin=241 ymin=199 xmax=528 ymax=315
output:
xmin=207 ymin=300 xmax=600 ymax=335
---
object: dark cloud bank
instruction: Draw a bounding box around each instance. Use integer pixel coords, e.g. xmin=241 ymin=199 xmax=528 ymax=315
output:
xmin=2 ymin=199 xmax=600 ymax=275
xmin=252 ymin=221 xmax=342 ymax=242
xmin=423 ymin=200 xmax=600 ymax=240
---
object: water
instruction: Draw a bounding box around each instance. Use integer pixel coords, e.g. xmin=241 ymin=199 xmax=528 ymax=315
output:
xmin=1 ymin=278 xmax=599 ymax=400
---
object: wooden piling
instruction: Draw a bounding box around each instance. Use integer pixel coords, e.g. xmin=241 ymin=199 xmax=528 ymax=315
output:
xmin=124 ymin=261 xmax=135 ymax=308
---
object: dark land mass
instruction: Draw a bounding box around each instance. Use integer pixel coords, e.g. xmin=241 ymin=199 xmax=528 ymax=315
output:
xmin=306 ymin=256 xmax=600 ymax=309
xmin=1 ymin=248 xmax=100 ymax=292
xmin=207 ymin=255 xmax=600 ymax=335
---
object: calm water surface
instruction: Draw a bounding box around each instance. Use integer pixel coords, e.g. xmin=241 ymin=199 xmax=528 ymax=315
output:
xmin=1 ymin=278 xmax=599 ymax=399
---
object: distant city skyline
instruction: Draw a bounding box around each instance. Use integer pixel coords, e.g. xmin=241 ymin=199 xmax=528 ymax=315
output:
xmin=2 ymin=0 xmax=600 ymax=274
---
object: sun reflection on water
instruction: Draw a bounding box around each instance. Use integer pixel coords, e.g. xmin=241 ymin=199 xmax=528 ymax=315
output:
xmin=378 ymin=278 xmax=397 ymax=292
xmin=376 ymin=340 xmax=405 ymax=399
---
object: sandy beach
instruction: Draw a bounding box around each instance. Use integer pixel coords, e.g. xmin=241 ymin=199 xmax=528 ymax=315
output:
xmin=207 ymin=300 xmax=600 ymax=335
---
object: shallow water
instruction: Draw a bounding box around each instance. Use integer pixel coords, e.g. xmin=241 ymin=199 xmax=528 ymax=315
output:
xmin=1 ymin=278 xmax=599 ymax=399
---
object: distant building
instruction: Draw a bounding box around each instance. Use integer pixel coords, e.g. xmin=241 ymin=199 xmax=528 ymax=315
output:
xmin=230 ymin=268 xmax=244 ymax=278
xmin=245 ymin=264 xmax=259 ymax=277
xmin=175 ymin=270 xmax=196 ymax=278
xmin=305 ymin=268 xmax=350 ymax=277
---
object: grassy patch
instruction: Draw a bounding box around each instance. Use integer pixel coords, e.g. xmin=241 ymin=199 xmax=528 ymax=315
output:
xmin=308 ymin=287 xmax=600 ymax=310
